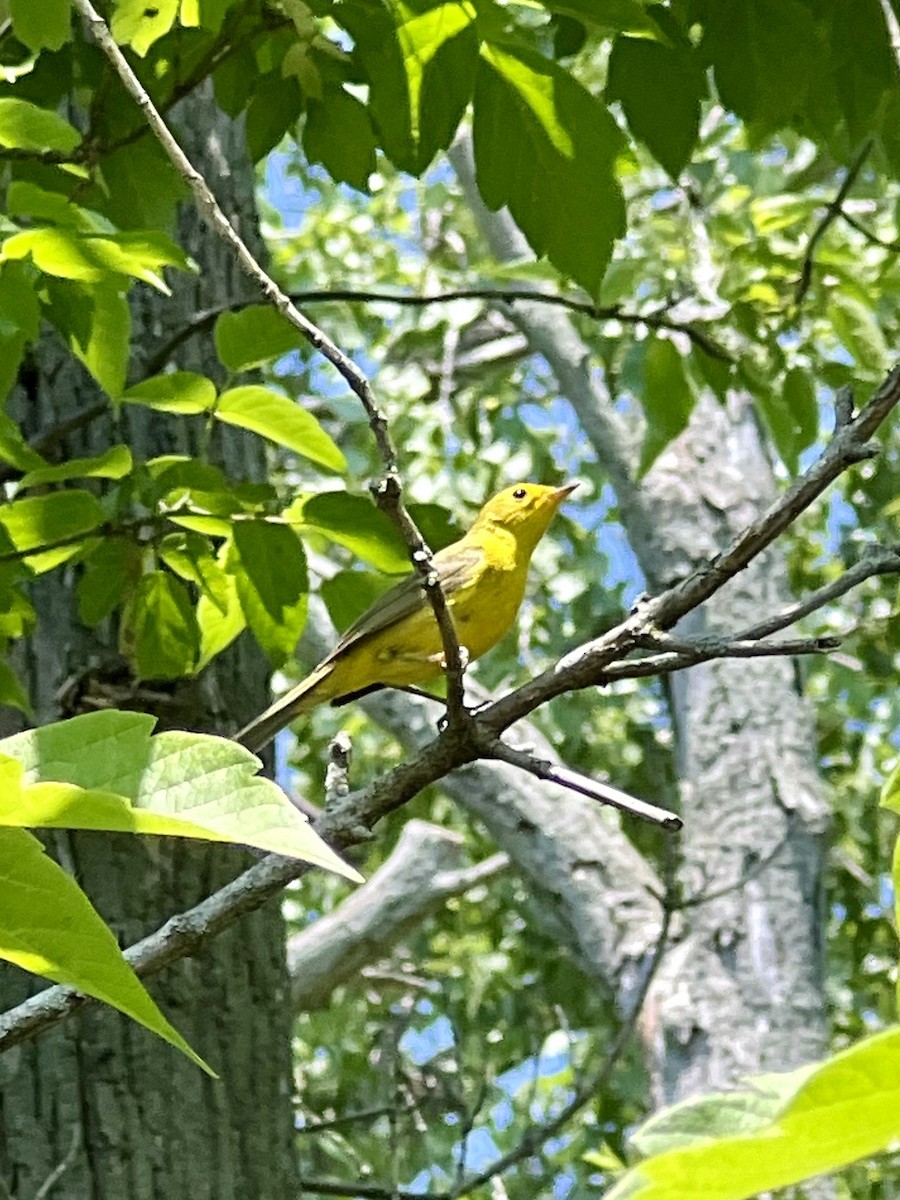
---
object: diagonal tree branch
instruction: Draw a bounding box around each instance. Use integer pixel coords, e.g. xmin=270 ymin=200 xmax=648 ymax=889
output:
xmin=2 ymin=335 xmax=898 ymax=1055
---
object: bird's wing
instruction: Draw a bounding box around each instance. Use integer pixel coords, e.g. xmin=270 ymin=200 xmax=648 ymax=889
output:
xmin=320 ymin=543 xmax=485 ymax=666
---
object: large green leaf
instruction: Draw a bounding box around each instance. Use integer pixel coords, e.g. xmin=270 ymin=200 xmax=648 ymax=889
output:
xmin=111 ymin=0 xmax=179 ymax=55
xmin=121 ymin=371 xmax=216 ymax=414
xmin=44 ymin=280 xmax=131 ymax=396
xmin=77 ymin=539 xmax=142 ymax=626
xmin=338 ymin=0 xmax=476 ymax=173
xmin=604 ymin=1026 xmax=900 ymax=1200
xmin=215 ymin=385 xmax=347 ymax=472
xmin=119 ymin=571 xmax=200 ymax=679
xmin=637 ymin=339 xmax=696 ymax=475
xmin=701 ymin=0 xmax=818 ymax=137
xmin=607 ymin=23 xmax=705 ymax=177
xmin=392 ymin=0 xmax=476 ymax=146
xmin=10 ymin=0 xmax=71 ymax=51
xmin=285 ymin=491 xmax=413 ymax=574
xmin=20 ymin=445 xmax=133 ymax=488
xmin=214 ymin=306 xmax=306 ymax=372
xmin=3 ymin=228 xmax=190 ymax=291
xmin=303 ymin=86 xmax=378 ymax=192
xmin=0 ymin=98 xmax=80 ymax=153
xmin=0 ymin=825 xmax=212 ymax=1074
xmin=231 ymin=520 xmax=309 ymax=665
xmin=246 ymin=71 xmax=304 ymax=163
xmin=540 ymin=0 xmax=668 ymax=39
xmin=196 ymin=543 xmax=246 ymax=668
xmin=473 ymin=41 xmax=625 ymax=298
xmin=0 ymin=490 xmax=106 ymax=572
xmin=755 ymin=367 xmax=818 ymax=475
xmin=827 ymin=294 xmax=889 ymax=378
xmin=0 ymin=710 xmax=362 ymax=879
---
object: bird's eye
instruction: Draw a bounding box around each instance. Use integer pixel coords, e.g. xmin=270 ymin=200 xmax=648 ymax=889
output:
xmin=513 ymin=487 xmax=527 ymax=500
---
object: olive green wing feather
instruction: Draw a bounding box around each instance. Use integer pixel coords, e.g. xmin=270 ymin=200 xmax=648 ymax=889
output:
xmin=320 ymin=543 xmax=485 ymax=666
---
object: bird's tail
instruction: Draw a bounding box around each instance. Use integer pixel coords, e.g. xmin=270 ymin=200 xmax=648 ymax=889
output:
xmin=236 ymin=663 xmax=334 ymax=754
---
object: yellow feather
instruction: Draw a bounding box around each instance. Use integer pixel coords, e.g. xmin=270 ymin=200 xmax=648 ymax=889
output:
xmin=238 ymin=482 xmax=575 ymax=752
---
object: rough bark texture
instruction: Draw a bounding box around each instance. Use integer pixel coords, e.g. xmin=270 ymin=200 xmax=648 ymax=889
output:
xmin=450 ymin=136 xmax=830 ymax=1102
xmin=0 ymin=89 xmax=297 ymax=1198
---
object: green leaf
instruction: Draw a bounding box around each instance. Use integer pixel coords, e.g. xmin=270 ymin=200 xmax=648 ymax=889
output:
xmin=604 ymin=1026 xmax=900 ymax=1200
xmin=158 ymin=531 xmax=230 ymax=609
xmin=20 ymin=445 xmax=133 ymax=488
xmin=121 ymin=370 xmax=216 ymax=413
xmin=303 ymin=86 xmax=378 ymax=192
xmin=338 ymin=0 xmax=476 ymax=173
xmin=231 ymin=520 xmax=309 ymax=665
xmin=701 ymin=0 xmax=817 ymax=136
xmin=392 ymin=0 xmax=476 ymax=147
xmin=6 ymin=181 xmax=99 ymax=230
xmin=0 ymin=412 xmax=44 ymax=472
xmin=0 ymin=715 xmax=362 ymax=878
xmin=607 ymin=27 xmax=705 ymax=177
xmin=638 ymin=339 xmax=695 ymax=474
xmin=119 ymin=571 xmax=200 ymax=679
xmin=196 ymin=545 xmax=246 ymax=668
xmin=0 ymin=98 xmax=80 ymax=153
xmin=0 ymin=825 xmax=213 ymax=1074
xmin=0 ymin=710 xmax=361 ymax=879
xmin=89 ymin=138 xmax=188 ymax=230
xmin=0 ymin=657 xmax=29 ymax=712
xmin=214 ymin=306 xmax=306 ymax=372
xmin=0 ymin=260 xmax=40 ymax=340
xmin=321 ymin=568 xmax=393 ymax=632
xmin=111 ymin=0 xmax=179 ymax=55
xmin=0 ymin=490 xmax=106 ymax=572
xmin=10 ymin=0 xmax=71 ymax=51
xmin=286 ymin=491 xmax=413 ymax=573
xmin=246 ymin=71 xmax=303 ymax=162
xmin=4 ymin=228 xmax=190 ymax=290
xmin=215 ymin=385 xmax=347 ymax=472
xmin=473 ymin=42 xmax=625 ymax=297
xmin=827 ymin=294 xmax=888 ymax=377
xmin=755 ymin=368 xmax=818 ymax=475
xmin=77 ymin=539 xmax=141 ymax=626
xmin=541 ymin=0 xmax=669 ymax=39
xmin=44 ymin=280 xmax=131 ymax=396
xmin=880 ymin=763 xmax=900 ymax=817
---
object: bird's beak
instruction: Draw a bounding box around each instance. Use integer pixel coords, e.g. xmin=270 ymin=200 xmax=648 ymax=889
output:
xmin=553 ymin=482 xmax=579 ymax=502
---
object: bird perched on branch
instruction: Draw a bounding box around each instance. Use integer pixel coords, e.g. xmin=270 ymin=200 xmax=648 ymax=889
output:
xmin=238 ymin=481 xmax=576 ymax=753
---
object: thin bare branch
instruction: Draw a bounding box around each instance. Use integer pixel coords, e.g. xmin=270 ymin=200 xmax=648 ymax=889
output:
xmin=488 ymin=741 xmax=681 ymax=830
xmin=839 ymin=209 xmax=900 ymax=253
xmin=795 ymin=141 xmax=873 ymax=305
xmin=734 ymin=544 xmax=900 ymax=640
xmin=144 ymin=288 xmax=731 ymax=376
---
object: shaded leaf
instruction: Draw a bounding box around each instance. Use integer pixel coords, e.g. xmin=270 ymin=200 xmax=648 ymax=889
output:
xmin=473 ymin=42 xmax=625 ymax=297
xmin=286 ymin=491 xmax=413 ymax=573
xmin=214 ymin=306 xmax=306 ymax=372
xmin=231 ymin=520 xmax=309 ymax=665
xmin=638 ymin=339 xmax=695 ymax=475
xmin=119 ymin=571 xmax=200 ymax=679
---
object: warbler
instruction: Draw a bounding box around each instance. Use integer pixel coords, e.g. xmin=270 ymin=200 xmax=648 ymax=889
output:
xmin=238 ymin=482 xmax=576 ymax=752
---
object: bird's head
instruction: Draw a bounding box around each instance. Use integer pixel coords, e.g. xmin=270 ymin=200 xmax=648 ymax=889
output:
xmin=471 ymin=482 xmax=577 ymax=554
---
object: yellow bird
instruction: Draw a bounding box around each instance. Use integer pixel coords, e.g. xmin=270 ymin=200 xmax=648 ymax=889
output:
xmin=238 ymin=482 xmax=576 ymax=752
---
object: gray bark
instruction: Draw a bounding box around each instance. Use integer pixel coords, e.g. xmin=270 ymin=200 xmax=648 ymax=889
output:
xmin=0 ymin=89 xmax=297 ymax=1198
xmin=449 ymin=135 xmax=830 ymax=1101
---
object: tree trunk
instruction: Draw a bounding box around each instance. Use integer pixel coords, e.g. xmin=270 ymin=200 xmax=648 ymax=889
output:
xmin=451 ymin=135 xmax=830 ymax=1102
xmin=0 ymin=89 xmax=298 ymax=1198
